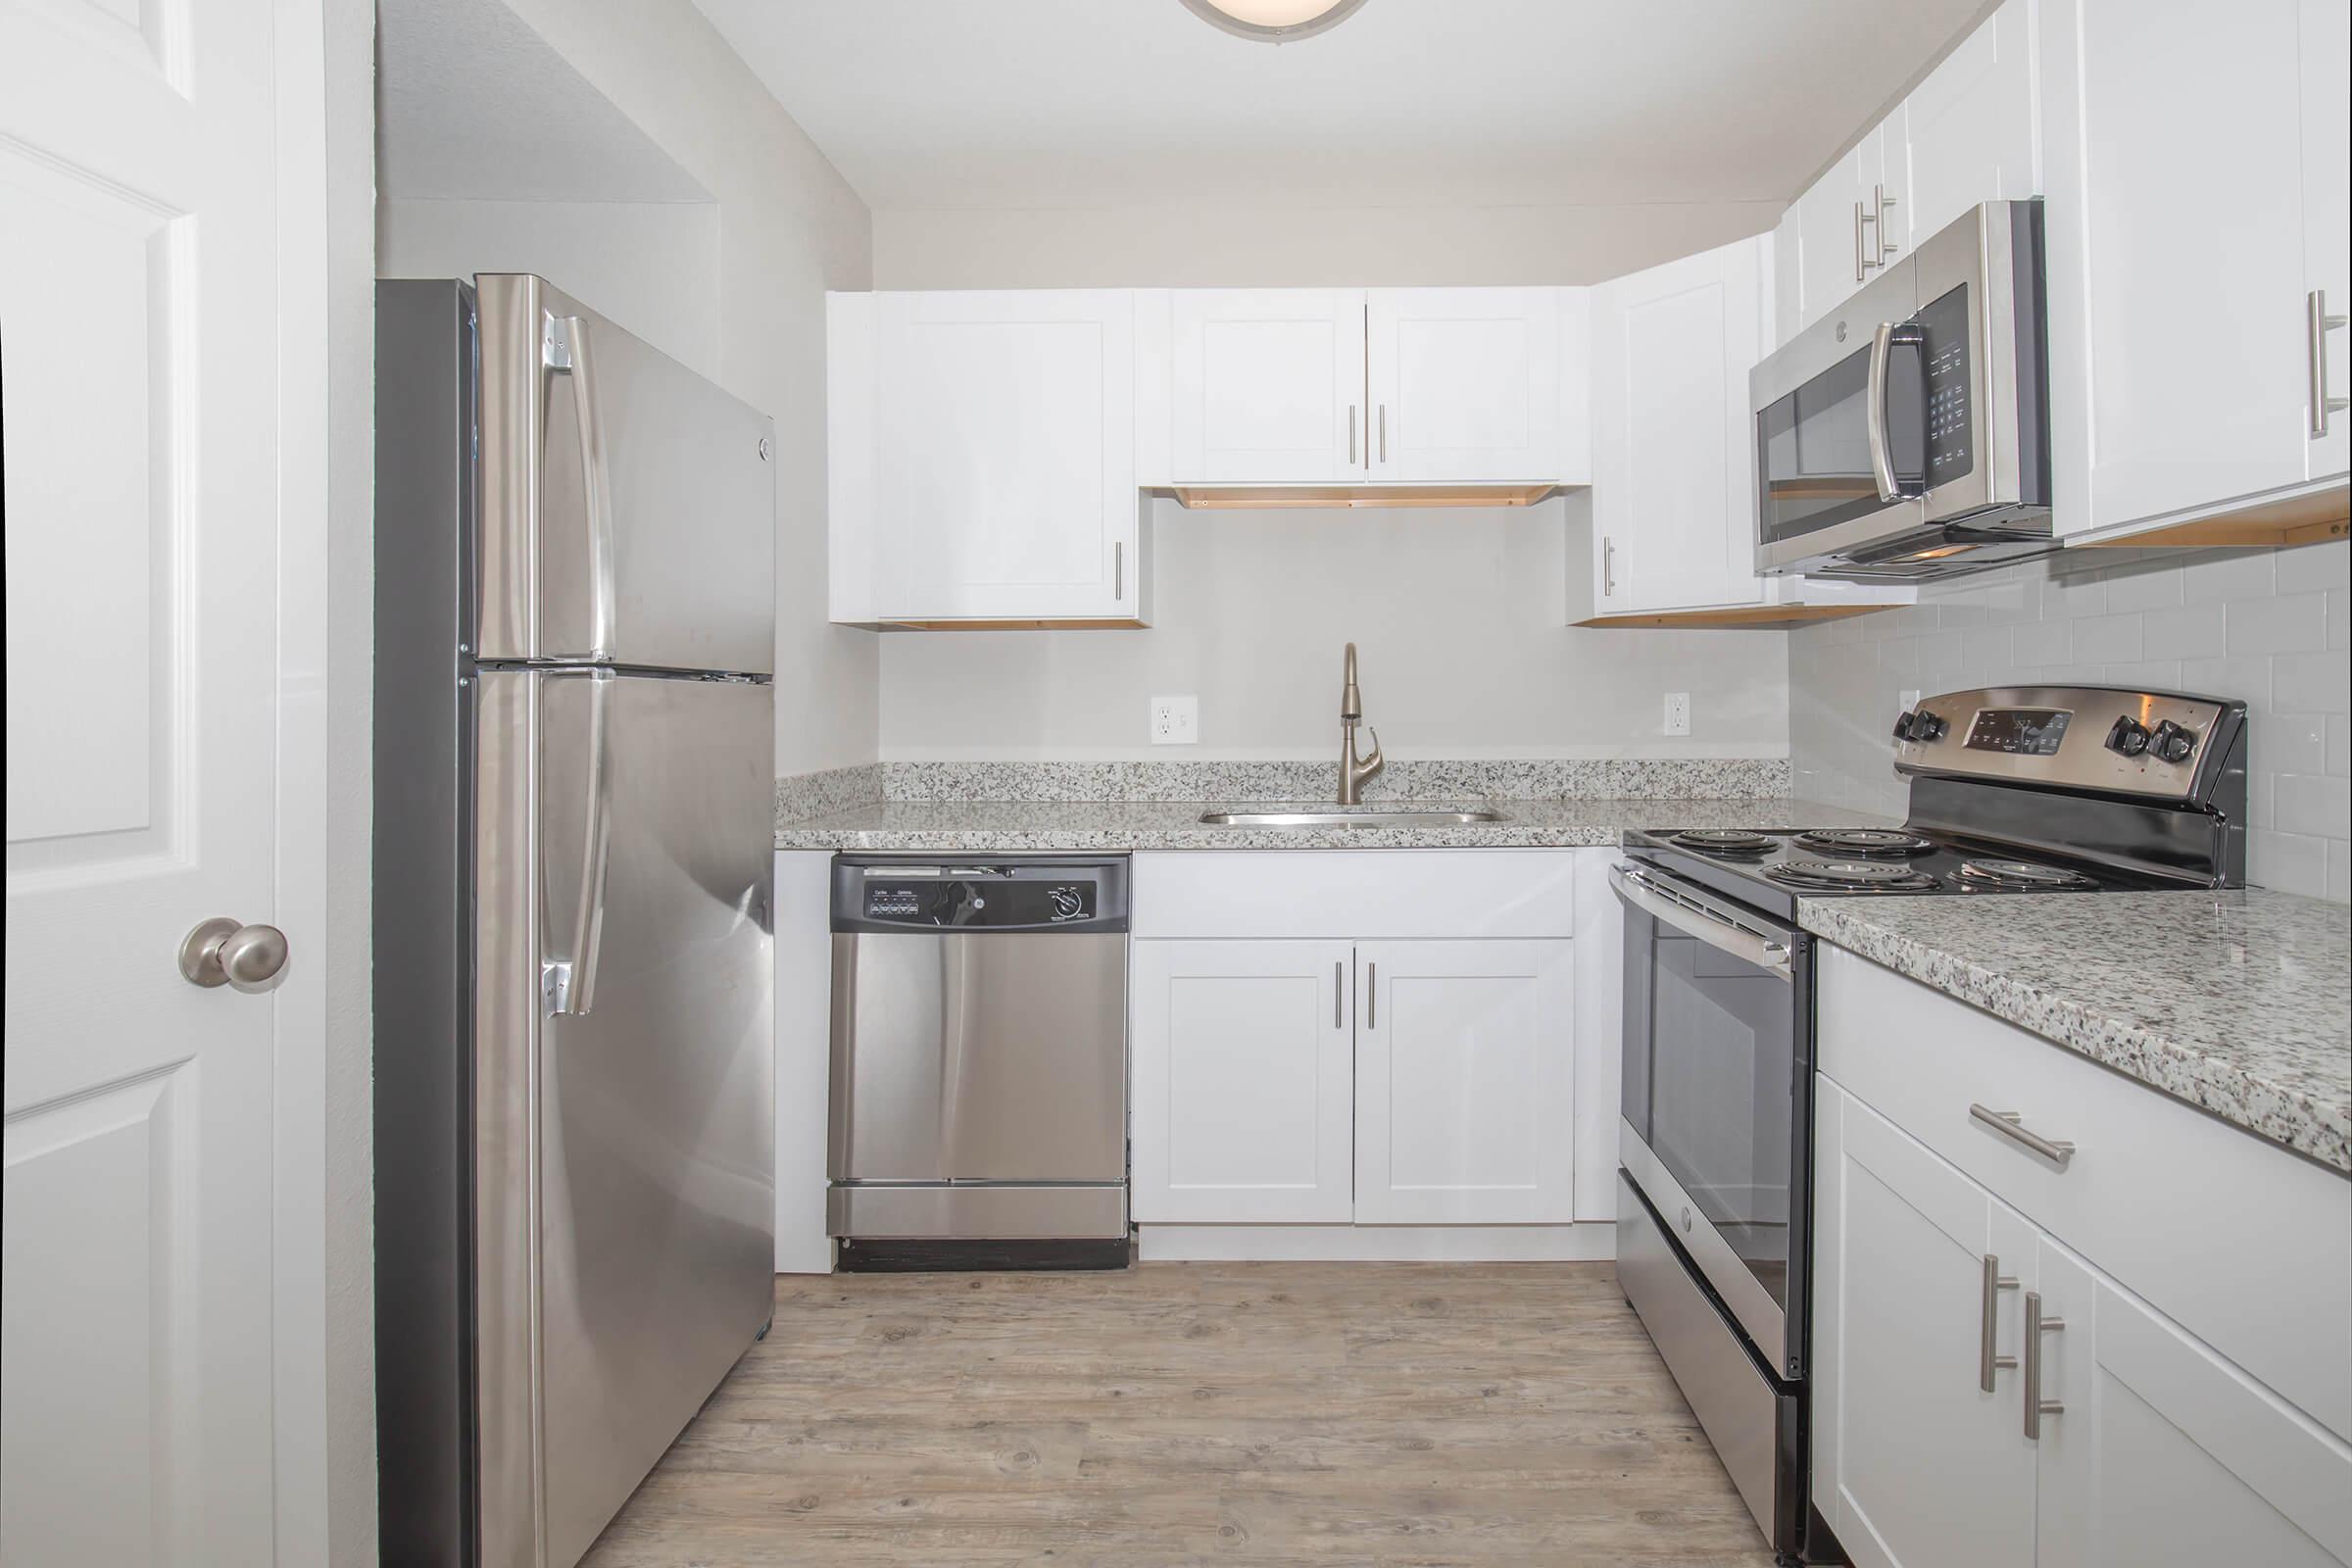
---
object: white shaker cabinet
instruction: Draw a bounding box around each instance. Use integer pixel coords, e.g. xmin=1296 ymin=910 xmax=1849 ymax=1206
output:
xmin=2040 ymin=0 xmax=2343 ymax=538
xmin=1364 ymin=288 xmax=1571 ymax=482
xmin=1812 ymin=1080 xmax=2043 ymax=1568
xmin=1888 ymin=0 xmax=2038 ymax=252
xmin=2301 ymin=0 xmax=2351 ymax=480
xmin=1351 ymin=940 xmax=1574 ymax=1225
xmin=2034 ymin=1242 xmax=2352 ymax=1568
xmin=1129 ymin=940 xmax=1357 ymax=1224
xmin=828 ymin=290 xmax=1144 ymax=624
xmin=1171 ymin=289 xmax=1367 ymax=482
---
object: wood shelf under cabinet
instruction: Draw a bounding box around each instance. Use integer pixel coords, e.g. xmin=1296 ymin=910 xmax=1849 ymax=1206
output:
xmin=869 ymin=617 xmax=1151 ymax=631
xmin=1168 ymin=483 xmax=1561 ymax=511
xmin=2073 ymin=483 xmax=2349 ymax=551
xmin=1574 ymin=603 xmax=1894 ymax=630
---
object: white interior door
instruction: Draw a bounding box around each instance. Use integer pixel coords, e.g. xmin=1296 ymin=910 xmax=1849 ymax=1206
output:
xmin=1351 ymin=940 xmax=1573 ymax=1225
xmin=1364 ymin=287 xmax=1562 ymax=481
xmin=1129 ymin=940 xmax=1355 ymax=1224
xmin=1172 ymin=288 xmax=1366 ymax=481
xmin=3 ymin=2 xmax=321 ymax=1560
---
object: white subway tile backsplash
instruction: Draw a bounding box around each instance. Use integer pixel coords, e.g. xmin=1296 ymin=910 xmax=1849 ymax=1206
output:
xmin=1790 ymin=540 xmax=2352 ymax=902
xmin=2224 ymin=591 xmax=2328 ymax=655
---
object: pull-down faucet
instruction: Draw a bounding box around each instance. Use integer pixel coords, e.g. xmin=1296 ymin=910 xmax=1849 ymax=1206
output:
xmin=1338 ymin=642 xmax=1385 ymax=805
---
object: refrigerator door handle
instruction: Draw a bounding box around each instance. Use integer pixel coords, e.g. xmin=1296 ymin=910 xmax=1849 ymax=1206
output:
xmin=544 ymin=313 xmax=618 ymax=660
xmin=543 ymin=670 xmax=613 ymax=1015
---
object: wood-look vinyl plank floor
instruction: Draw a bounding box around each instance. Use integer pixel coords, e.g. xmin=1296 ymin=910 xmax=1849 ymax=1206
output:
xmin=581 ymin=1261 xmax=1778 ymax=1568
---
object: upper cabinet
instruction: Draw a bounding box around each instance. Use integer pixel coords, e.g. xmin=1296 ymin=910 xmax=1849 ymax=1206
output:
xmin=1169 ymin=286 xmax=1587 ymax=493
xmin=1776 ymin=2 xmax=2037 ymax=346
xmin=2039 ymin=0 xmax=2349 ymax=540
xmin=829 ymin=290 xmax=1145 ymax=626
xmin=1569 ymin=234 xmax=1908 ymax=624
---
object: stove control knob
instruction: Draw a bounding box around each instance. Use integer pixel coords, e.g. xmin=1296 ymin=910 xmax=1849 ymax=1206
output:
xmin=2150 ymin=719 xmax=2197 ymax=765
xmin=1909 ymin=710 xmax=1948 ymax=743
xmin=2105 ymin=715 xmax=2151 ymax=758
xmin=1891 ymin=710 xmax=1915 ymax=741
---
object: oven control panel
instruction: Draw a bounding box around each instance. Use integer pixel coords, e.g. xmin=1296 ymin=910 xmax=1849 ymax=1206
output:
xmin=1894 ymin=685 xmax=2244 ymax=803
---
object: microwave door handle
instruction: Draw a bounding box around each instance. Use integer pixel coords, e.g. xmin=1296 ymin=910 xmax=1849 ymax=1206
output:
xmin=1866 ymin=319 xmax=1927 ymax=503
xmin=1608 ymin=864 xmax=1793 ymax=981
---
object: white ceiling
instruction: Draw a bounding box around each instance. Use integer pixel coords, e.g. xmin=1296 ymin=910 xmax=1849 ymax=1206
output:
xmin=377 ymin=0 xmax=710 ymax=203
xmin=692 ymin=0 xmax=1991 ymax=212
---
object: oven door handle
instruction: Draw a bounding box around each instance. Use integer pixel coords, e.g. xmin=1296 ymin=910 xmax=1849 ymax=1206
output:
xmin=1608 ymin=864 xmax=1794 ymax=982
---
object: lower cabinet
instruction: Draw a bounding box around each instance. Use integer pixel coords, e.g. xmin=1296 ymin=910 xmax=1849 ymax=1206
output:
xmin=1130 ymin=937 xmax=1574 ymax=1227
xmin=1815 ymin=1077 xmax=2352 ymax=1568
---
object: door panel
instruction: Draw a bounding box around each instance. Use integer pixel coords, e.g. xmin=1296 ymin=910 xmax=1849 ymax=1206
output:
xmin=1353 ymin=940 xmax=1573 ymax=1223
xmin=874 ymin=289 xmax=1137 ymax=619
xmin=2302 ymin=0 xmax=2350 ymax=479
xmin=1130 ymin=940 xmax=1354 ymax=1223
xmin=3 ymin=1 xmax=285 ymax=1557
xmin=1893 ymin=2 xmax=2038 ymax=251
xmin=1820 ymin=1086 xmax=2039 ymax=1568
xmin=475 ymin=670 xmax=776 ymax=1568
xmin=476 ymin=273 xmax=777 ymax=672
xmin=1366 ymin=288 xmax=1562 ymax=480
xmin=2035 ymin=1243 xmax=2352 ymax=1567
xmin=1173 ymin=289 xmax=1366 ymax=481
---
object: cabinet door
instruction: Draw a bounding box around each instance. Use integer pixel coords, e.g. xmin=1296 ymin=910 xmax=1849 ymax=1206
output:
xmin=1130 ymin=940 xmax=1355 ymax=1224
xmin=1364 ymin=288 xmax=1562 ymax=481
xmin=1814 ymin=1082 xmax=2039 ymax=1568
xmin=1592 ymin=236 xmax=1769 ymax=613
xmin=872 ymin=290 xmax=1137 ymax=619
xmin=1172 ymin=289 xmax=1366 ymax=481
xmin=2041 ymin=0 xmax=2311 ymax=535
xmin=1791 ymin=132 xmax=1881 ymax=332
xmin=2034 ymin=1243 xmax=2352 ymax=1567
xmin=1351 ymin=940 xmax=1573 ymax=1225
xmin=1890 ymin=0 xmax=2037 ymax=251
xmin=2302 ymin=0 xmax=2351 ymax=480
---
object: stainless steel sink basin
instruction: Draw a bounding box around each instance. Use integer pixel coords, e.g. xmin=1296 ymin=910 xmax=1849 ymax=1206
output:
xmin=1199 ymin=808 xmax=1509 ymax=827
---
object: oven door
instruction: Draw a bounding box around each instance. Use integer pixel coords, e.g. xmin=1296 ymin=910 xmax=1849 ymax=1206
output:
xmin=1612 ymin=861 xmax=1812 ymax=1380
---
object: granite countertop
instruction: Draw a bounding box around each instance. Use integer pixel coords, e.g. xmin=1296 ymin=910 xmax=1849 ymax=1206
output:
xmin=1802 ymin=891 xmax=2352 ymax=1174
xmin=774 ymin=795 xmax=1872 ymax=853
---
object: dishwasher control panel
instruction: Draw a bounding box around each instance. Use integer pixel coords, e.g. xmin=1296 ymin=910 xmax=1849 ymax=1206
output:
xmin=832 ymin=857 xmax=1130 ymax=934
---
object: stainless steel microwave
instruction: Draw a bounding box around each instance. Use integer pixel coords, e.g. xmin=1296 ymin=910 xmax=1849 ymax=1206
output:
xmin=1752 ymin=200 xmax=2051 ymax=581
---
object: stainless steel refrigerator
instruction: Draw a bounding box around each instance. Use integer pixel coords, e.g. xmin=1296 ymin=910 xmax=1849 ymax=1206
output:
xmin=373 ymin=275 xmax=777 ymax=1568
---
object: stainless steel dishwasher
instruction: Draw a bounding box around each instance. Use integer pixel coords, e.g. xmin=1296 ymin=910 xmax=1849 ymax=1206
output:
xmin=827 ymin=856 xmax=1130 ymax=1269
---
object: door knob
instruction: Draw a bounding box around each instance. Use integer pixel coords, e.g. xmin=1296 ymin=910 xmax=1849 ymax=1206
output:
xmin=179 ymin=918 xmax=291 ymax=993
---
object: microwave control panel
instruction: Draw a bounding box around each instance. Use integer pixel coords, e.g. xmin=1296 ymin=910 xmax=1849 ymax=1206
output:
xmin=1919 ymin=283 xmax=1975 ymax=485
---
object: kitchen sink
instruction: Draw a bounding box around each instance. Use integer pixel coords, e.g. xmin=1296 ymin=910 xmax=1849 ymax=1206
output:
xmin=1198 ymin=808 xmax=1509 ymax=827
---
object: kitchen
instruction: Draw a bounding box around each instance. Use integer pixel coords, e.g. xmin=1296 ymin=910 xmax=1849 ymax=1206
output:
xmin=2 ymin=1 xmax=2348 ymax=1565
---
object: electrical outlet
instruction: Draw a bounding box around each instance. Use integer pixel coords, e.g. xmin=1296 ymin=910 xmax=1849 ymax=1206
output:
xmin=1149 ymin=694 xmax=1198 ymax=745
xmin=1663 ymin=692 xmax=1690 ymax=738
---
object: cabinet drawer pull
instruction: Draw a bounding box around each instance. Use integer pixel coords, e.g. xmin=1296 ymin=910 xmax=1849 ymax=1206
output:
xmin=1335 ymin=961 xmax=1343 ymax=1028
xmin=1348 ymin=404 xmax=1358 ymax=466
xmin=2024 ymin=1290 xmax=2067 ymax=1440
xmin=1367 ymin=961 xmax=1376 ymax=1029
xmin=1873 ymin=183 xmax=1899 ymax=264
xmin=1114 ymin=541 xmax=1124 ymax=601
xmin=1969 ymin=1103 xmax=2076 ymax=1168
xmin=1602 ymin=536 xmax=1616 ymax=598
xmin=1980 ymin=1252 xmax=2020 ymax=1392
xmin=1378 ymin=403 xmax=1389 ymax=464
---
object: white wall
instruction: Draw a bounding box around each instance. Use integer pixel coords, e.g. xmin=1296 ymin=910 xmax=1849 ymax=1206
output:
xmin=872 ymin=202 xmax=1782 ymax=290
xmin=378 ymin=197 xmax=723 ymax=380
xmin=869 ymin=203 xmax=1792 ymax=760
xmin=1790 ymin=540 xmax=2352 ymax=901
xmin=382 ymin=0 xmax=877 ymax=775
xmin=882 ymin=500 xmax=1788 ymax=759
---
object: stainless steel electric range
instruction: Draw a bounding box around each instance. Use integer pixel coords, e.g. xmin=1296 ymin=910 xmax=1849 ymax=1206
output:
xmin=1611 ymin=684 xmax=2248 ymax=1566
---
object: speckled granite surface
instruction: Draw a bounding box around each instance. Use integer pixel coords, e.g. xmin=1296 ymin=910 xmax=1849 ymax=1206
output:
xmin=774 ymin=795 xmax=1868 ymax=853
xmin=872 ymin=758 xmax=1792 ymax=803
xmin=1802 ymin=891 xmax=2352 ymax=1173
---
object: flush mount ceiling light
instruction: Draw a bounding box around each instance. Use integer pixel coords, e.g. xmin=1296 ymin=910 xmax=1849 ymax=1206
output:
xmin=1178 ymin=0 xmax=1370 ymax=43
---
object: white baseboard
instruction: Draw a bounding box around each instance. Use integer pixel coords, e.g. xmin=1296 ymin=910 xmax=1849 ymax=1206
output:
xmin=1136 ymin=1223 xmax=1616 ymax=1263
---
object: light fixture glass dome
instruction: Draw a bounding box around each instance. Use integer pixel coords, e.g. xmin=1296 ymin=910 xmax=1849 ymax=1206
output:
xmin=1179 ymin=0 xmax=1370 ymax=43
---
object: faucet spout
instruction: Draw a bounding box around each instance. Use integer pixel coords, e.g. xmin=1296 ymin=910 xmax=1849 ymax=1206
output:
xmin=1338 ymin=642 xmax=1384 ymax=805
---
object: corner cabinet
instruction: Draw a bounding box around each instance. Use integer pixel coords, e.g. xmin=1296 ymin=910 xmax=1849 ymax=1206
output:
xmin=1568 ymin=235 xmax=1908 ymax=626
xmin=828 ymin=290 xmax=1147 ymax=626
xmin=1812 ymin=950 xmax=2352 ymax=1568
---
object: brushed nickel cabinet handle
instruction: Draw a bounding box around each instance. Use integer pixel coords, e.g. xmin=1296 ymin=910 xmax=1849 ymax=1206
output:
xmin=1114 ymin=541 xmax=1124 ymax=601
xmin=1367 ymin=961 xmax=1377 ymax=1029
xmin=1348 ymin=404 xmax=1358 ymax=466
xmin=1874 ymin=183 xmax=1900 ymax=263
xmin=1378 ymin=403 xmax=1388 ymax=463
xmin=1855 ymin=201 xmax=1877 ymax=281
xmin=1980 ymin=1253 xmax=2020 ymax=1392
xmin=1970 ymin=1103 xmax=2077 ymax=1168
xmin=1335 ymin=961 xmax=1343 ymax=1028
xmin=2310 ymin=289 xmax=2349 ymax=438
xmin=2025 ymin=1290 xmax=2067 ymax=1439
xmin=1602 ymin=536 xmax=1616 ymax=598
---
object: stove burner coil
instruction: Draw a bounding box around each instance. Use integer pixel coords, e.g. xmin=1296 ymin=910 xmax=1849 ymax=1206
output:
xmin=1764 ymin=858 xmax=1940 ymax=892
xmin=1670 ymin=829 xmax=1778 ymax=856
xmin=1957 ymin=858 xmax=2100 ymax=890
xmin=1791 ymin=828 xmax=1935 ymax=858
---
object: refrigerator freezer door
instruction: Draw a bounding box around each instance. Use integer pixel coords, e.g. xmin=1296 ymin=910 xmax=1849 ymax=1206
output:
xmin=475 ymin=273 xmax=777 ymax=675
xmin=472 ymin=668 xmax=776 ymax=1568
